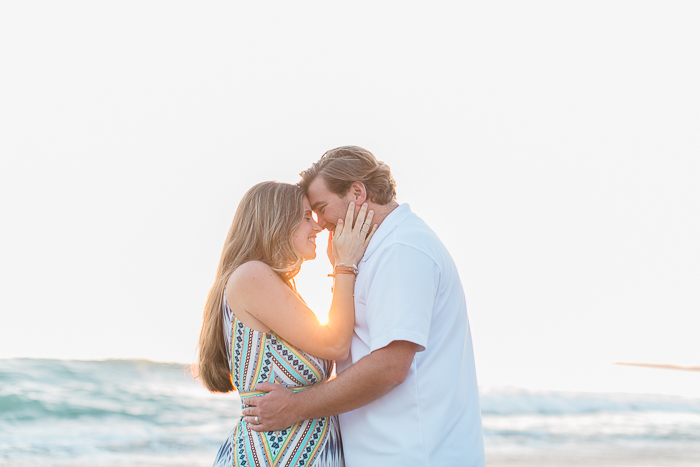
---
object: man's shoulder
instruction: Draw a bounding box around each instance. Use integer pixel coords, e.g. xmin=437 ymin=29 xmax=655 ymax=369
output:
xmin=384 ymin=212 xmax=444 ymax=256
xmin=362 ymin=205 xmax=450 ymax=267
xmin=359 ymin=225 xmax=450 ymax=284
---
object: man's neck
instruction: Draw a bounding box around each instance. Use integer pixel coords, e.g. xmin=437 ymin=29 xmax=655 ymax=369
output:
xmin=367 ymin=200 xmax=400 ymax=228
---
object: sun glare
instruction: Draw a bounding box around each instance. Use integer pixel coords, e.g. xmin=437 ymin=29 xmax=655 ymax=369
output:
xmin=295 ymin=231 xmax=333 ymax=325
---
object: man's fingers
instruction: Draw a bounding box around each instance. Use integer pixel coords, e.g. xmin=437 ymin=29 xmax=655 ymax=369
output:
xmin=254 ymin=382 xmax=279 ymax=392
xmin=244 ymin=415 xmax=269 ymax=432
xmin=248 ymin=419 xmax=290 ymax=433
xmin=241 ymin=383 xmax=294 ymax=432
xmin=243 ymin=382 xmax=279 ymax=410
xmin=243 ymin=396 xmax=260 ymax=407
xmin=241 ymin=406 xmax=260 ymax=417
xmin=244 ymin=411 xmax=286 ymax=433
xmin=249 ymin=422 xmax=268 ymax=432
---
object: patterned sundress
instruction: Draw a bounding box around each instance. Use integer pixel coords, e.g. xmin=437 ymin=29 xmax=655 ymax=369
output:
xmin=212 ymin=296 xmax=344 ymax=467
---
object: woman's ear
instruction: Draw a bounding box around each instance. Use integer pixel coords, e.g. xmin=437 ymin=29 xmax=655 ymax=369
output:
xmin=349 ymin=181 xmax=367 ymax=204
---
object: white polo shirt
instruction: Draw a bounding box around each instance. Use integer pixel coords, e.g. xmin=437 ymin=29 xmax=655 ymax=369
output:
xmin=337 ymin=204 xmax=485 ymax=467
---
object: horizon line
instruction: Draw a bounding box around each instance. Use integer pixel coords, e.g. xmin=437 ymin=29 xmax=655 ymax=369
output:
xmin=614 ymin=362 xmax=700 ymax=372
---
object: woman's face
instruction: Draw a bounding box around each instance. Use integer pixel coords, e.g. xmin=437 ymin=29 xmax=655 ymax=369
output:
xmin=292 ymin=197 xmax=322 ymax=260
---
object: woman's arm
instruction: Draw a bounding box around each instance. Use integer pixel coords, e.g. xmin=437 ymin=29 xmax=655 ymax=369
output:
xmin=227 ymin=203 xmax=375 ymax=360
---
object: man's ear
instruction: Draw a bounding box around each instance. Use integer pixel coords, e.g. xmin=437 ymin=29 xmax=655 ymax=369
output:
xmin=349 ymin=181 xmax=367 ymax=205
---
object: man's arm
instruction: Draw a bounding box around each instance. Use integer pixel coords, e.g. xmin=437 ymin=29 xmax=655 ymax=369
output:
xmin=243 ymin=340 xmax=419 ymax=432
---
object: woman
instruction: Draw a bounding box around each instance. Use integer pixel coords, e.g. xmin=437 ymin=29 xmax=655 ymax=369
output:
xmin=196 ymin=181 xmax=376 ymax=467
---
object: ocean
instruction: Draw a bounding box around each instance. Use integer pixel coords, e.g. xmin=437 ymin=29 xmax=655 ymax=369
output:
xmin=2 ymin=358 xmax=699 ymax=467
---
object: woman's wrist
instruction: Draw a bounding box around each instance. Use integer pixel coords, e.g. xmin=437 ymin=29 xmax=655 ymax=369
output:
xmin=329 ymin=263 xmax=359 ymax=277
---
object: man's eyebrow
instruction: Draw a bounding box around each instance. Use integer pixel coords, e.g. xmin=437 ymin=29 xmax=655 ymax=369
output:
xmin=311 ymin=201 xmax=325 ymax=211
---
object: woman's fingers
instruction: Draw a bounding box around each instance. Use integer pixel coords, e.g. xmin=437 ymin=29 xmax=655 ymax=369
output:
xmin=364 ymin=223 xmax=378 ymax=246
xmin=334 ymin=218 xmax=344 ymax=238
xmin=337 ymin=202 xmax=370 ymax=238
xmin=331 ymin=202 xmax=377 ymax=264
xmin=359 ymin=209 xmax=374 ymax=238
xmin=326 ymin=231 xmax=334 ymax=265
xmin=344 ymin=201 xmax=356 ymax=231
xmin=352 ymin=203 xmax=369 ymax=237
xmin=334 ymin=202 xmax=356 ymax=238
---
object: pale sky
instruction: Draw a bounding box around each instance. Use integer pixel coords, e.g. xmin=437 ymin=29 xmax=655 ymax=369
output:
xmin=1 ymin=2 xmax=698 ymax=395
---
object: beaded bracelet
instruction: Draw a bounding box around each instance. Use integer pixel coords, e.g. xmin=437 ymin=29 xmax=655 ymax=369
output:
xmin=328 ymin=263 xmax=359 ymax=277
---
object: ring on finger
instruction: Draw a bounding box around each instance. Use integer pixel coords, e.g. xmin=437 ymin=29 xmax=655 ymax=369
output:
xmin=361 ymin=223 xmax=371 ymax=233
xmin=255 ymin=416 xmax=259 ymax=425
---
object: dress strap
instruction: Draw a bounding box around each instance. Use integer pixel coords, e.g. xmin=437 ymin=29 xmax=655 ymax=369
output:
xmin=222 ymin=292 xmax=234 ymax=373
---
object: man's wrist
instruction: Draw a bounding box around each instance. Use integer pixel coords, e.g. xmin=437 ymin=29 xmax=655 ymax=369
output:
xmin=288 ymin=390 xmax=309 ymax=423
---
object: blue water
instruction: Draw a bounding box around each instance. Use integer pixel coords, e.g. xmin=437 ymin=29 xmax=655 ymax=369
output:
xmin=2 ymin=359 xmax=700 ymax=466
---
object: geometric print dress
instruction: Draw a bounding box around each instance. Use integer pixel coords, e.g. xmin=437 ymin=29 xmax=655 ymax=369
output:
xmin=212 ymin=296 xmax=344 ymax=467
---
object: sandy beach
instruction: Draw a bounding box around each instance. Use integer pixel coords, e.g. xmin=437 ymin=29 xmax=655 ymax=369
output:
xmin=487 ymin=446 xmax=700 ymax=467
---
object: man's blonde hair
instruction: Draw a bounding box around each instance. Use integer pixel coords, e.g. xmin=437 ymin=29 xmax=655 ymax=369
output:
xmin=299 ymin=146 xmax=396 ymax=205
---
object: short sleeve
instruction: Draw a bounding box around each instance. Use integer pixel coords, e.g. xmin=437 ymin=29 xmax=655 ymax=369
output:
xmin=364 ymin=243 xmax=439 ymax=353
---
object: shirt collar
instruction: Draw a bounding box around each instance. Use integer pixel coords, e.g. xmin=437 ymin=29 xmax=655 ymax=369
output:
xmin=361 ymin=203 xmax=412 ymax=264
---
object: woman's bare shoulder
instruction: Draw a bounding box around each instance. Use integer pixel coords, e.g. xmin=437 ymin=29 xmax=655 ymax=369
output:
xmin=232 ymin=260 xmax=273 ymax=276
xmin=225 ymin=261 xmax=276 ymax=332
xmin=227 ymin=261 xmax=281 ymax=293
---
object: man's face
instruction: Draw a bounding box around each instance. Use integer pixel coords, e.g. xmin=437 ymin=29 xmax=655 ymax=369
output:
xmin=306 ymin=176 xmax=355 ymax=232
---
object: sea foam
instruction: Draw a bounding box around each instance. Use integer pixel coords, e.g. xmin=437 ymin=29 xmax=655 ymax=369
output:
xmin=2 ymin=358 xmax=699 ymax=466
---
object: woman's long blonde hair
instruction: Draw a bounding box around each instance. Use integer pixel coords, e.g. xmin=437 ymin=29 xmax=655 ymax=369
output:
xmin=195 ymin=182 xmax=305 ymax=393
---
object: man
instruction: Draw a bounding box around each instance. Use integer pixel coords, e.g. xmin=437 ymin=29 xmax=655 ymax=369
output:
xmin=244 ymin=146 xmax=485 ymax=466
